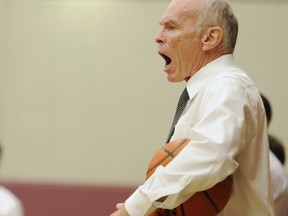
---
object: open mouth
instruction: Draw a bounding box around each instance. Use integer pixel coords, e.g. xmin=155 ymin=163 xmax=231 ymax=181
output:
xmin=160 ymin=54 xmax=172 ymax=67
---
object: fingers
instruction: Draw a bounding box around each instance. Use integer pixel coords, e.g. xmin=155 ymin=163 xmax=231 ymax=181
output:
xmin=116 ymin=203 xmax=124 ymax=209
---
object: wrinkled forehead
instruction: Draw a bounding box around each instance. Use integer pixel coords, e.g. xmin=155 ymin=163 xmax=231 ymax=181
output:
xmin=160 ymin=0 xmax=203 ymax=24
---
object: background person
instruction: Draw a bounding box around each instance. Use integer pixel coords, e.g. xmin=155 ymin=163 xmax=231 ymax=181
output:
xmin=261 ymin=93 xmax=288 ymax=216
xmin=261 ymin=93 xmax=286 ymax=165
xmin=0 ymin=144 xmax=24 ymax=216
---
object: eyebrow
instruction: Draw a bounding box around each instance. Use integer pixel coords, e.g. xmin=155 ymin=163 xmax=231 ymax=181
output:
xmin=159 ymin=19 xmax=178 ymax=27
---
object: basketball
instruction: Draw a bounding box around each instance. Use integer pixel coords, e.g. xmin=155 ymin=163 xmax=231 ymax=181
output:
xmin=146 ymin=138 xmax=233 ymax=216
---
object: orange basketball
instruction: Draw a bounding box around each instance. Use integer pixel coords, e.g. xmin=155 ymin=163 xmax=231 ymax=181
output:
xmin=146 ymin=138 xmax=233 ymax=216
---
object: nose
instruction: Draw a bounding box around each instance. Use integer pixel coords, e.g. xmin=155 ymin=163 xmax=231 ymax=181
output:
xmin=155 ymin=30 xmax=164 ymax=44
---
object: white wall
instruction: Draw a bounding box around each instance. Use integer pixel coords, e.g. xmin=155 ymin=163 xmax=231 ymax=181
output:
xmin=0 ymin=0 xmax=287 ymax=185
xmin=233 ymin=2 xmax=288 ymax=148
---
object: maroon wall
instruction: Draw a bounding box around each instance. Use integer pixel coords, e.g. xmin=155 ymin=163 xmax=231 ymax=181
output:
xmin=2 ymin=181 xmax=136 ymax=216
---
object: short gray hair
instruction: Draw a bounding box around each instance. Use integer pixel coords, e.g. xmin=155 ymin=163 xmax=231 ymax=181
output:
xmin=195 ymin=0 xmax=238 ymax=54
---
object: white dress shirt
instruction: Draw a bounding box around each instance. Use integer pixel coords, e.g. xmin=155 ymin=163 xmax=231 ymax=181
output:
xmin=0 ymin=186 xmax=23 ymax=216
xmin=270 ymin=151 xmax=288 ymax=216
xmin=125 ymin=54 xmax=274 ymax=216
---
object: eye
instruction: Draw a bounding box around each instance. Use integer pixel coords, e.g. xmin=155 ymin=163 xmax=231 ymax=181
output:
xmin=168 ymin=26 xmax=175 ymax=31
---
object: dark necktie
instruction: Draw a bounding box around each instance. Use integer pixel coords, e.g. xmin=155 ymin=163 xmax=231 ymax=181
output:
xmin=166 ymin=88 xmax=189 ymax=143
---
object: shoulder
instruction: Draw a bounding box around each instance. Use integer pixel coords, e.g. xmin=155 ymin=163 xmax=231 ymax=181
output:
xmin=0 ymin=186 xmax=23 ymax=214
xmin=198 ymin=68 xmax=257 ymax=106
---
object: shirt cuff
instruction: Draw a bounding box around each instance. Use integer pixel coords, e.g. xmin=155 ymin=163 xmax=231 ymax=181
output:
xmin=125 ymin=186 xmax=157 ymax=216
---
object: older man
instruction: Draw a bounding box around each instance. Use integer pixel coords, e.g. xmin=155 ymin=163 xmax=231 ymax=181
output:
xmin=110 ymin=0 xmax=274 ymax=215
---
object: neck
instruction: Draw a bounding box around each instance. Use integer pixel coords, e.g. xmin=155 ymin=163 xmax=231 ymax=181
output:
xmin=185 ymin=52 xmax=224 ymax=82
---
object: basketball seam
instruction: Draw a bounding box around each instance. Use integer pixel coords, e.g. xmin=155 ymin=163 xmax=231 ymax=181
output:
xmin=146 ymin=155 xmax=171 ymax=177
xmin=203 ymin=191 xmax=220 ymax=213
xmin=180 ymin=204 xmax=186 ymax=216
xmin=164 ymin=139 xmax=188 ymax=156
xmin=162 ymin=148 xmax=176 ymax=158
xmin=147 ymin=140 xmax=189 ymax=177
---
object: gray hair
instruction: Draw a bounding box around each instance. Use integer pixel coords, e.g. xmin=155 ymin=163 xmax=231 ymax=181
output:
xmin=195 ymin=0 xmax=238 ymax=54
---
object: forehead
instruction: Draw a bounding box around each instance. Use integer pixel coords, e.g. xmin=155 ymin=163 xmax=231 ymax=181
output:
xmin=160 ymin=0 xmax=202 ymax=24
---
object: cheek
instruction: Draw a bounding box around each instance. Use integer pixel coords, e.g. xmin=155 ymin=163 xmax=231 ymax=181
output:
xmin=176 ymin=35 xmax=198 ymax=56
xmin=171 ymin=35 xmax=202 ymax=78
xmin=180 ymin=45 xmax=202 ymax=77
xmin=182 ymin=38 xmax=202 ymax=61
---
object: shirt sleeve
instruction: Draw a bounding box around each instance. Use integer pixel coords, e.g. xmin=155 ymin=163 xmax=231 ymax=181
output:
xmin=125 ymin=75 xmax=252 ymax=216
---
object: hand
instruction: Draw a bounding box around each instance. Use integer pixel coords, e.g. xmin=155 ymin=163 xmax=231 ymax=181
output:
xmin=110 ymin=203 xmax=130 ymax=216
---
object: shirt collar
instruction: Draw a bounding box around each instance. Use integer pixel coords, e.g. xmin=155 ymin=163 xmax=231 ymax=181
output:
xmin=186 ymin=54 xmax=237 ymax=100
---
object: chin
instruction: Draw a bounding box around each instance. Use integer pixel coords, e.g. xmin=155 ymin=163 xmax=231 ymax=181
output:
xmin=166 ymin=70 xmax=185 ymax=83
xmin=167 ymin=76 xmax=182 ymax=83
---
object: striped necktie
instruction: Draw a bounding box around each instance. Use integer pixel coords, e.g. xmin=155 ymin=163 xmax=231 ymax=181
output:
xmin=166 ymin=88 xmax=189 ymax=143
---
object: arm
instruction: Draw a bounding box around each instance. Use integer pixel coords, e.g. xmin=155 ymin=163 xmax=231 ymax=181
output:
xmin=124 ymin=76 xmax=251 ymax=215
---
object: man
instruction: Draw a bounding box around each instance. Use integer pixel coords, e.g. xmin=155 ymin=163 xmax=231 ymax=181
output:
xmin=0 ymin=144 xmax=24 ymax=216
xmin=110 ymin=0 xmax=274 ymax=215
xmin=0 ymin=186 xmax=23 ymax=216
xmin=261 ymin=93 xmax=286 ymax=165
xmin=270 ymin=151 xmax=288 ymax=216
xmin=261 ymin=93 xmax=288 ymax=216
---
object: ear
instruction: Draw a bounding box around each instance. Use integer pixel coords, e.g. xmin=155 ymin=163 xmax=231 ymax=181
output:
xmin=201 ymin=26 xmax=223 ymax=52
